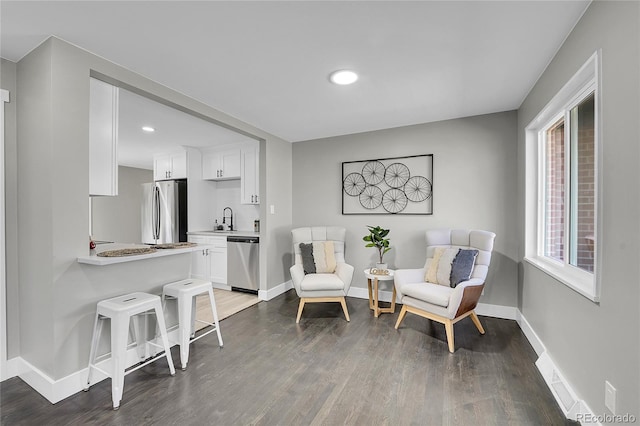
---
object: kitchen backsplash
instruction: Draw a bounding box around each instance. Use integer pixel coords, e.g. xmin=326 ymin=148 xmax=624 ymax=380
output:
xmin=213 ymin=180 xmax=260 ymax=231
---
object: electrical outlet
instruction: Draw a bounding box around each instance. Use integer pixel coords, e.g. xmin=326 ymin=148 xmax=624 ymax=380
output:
xmin=605 ymin=380 xmax=616 ymax=414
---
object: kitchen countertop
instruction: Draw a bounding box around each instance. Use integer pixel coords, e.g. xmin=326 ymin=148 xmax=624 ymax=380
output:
xmin=187 ymin=230 xmax=260 ymax=237
xmin=77 ymin=242 xmax=214 ymax=266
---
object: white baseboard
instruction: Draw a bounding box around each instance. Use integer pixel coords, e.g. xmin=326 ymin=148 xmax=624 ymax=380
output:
xmin=516 ymin=310 xmax=547 ymax=356
xmin=14 ymin=328 xmax=181 ymax=404
xmin=535 ymin=351 xmax=598 ymax=424
xmin=476 ymin=303 xmax=518 ymax=320
xmin=519 ymin=311 xmax=597 ymax=424
xmin=347 ymin=286 xmax=398 ymax=303
xmin=1 ymin=356 xmax=27 ymax=381
xmin=259 ymin=280 xmax=293 ymax=301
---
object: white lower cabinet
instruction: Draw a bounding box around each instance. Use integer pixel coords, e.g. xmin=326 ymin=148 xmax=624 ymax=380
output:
xmin=188 ymin=235 xmax=227 ymax=287
xmin=209 ymin=245 xmax=227 ymax=284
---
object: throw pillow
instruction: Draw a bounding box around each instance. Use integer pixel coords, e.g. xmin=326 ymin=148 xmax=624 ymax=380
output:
xmin=299 ymin=243 xmax=316 ymax=274
xmin=322 ymin=241 xmax=337 ymax=273
xmin=299 ymin=241 xmax=337 ymax=274
xmin=425 ymin=247 xmax=459 ymax=286
xmin=449 ymin=249 xmax=479 ymax=287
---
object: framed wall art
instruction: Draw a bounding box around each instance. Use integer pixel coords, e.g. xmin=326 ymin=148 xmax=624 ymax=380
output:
xmin=342 ymin=154 xmax=433 ymax=215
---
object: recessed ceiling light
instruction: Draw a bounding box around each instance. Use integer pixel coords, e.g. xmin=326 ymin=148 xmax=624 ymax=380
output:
xmin=142 ymin=126 xmax=155 ymax=132
xmin=329 ymin=70 xmax=358 ymax=85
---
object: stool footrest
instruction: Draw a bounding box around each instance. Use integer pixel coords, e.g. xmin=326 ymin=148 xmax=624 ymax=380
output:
xmin=190 ymin=325 xmax=219 ymax=344
xmin=87 ymin=365 xmax=110 ymax=379
xmin=146 ymin=341 xmax=167 ymax=350
xmin=125 ymin=352 xmax=173 ymax=376
xmin=87 ymin=350 xmax=173 ymax=381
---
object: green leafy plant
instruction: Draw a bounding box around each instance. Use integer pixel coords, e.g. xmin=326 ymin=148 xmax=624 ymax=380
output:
xmin=363 ymin=225 xmax=391 ymax=263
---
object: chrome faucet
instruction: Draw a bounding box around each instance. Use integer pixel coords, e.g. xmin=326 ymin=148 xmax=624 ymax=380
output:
xmin=222 ymin=207 xmax=234 ymax=231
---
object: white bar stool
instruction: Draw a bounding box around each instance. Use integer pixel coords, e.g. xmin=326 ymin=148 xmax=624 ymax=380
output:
xmin=162 ymin=279 xmax=223 ymax=370
xmin=85 ymin=292 xmax=176 ymax=410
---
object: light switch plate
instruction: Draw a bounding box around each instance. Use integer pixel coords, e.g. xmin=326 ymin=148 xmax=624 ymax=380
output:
xmin=270 ymin=205 xmax=275 ymax=214
xmin=605 ymin=380 xmax=616 ymax=414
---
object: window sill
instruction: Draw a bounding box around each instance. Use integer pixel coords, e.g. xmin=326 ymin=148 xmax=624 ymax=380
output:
xmin=524 ymin=256 xmax=599 ymax=303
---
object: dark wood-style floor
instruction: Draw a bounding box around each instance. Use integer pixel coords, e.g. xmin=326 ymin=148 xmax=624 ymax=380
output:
xmin=1 ymin=290 xmax=576 ymax=425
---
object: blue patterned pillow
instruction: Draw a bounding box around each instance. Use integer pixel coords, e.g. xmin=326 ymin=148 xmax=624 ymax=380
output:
xmin=449 ymin=249 xmax=479 ymax=287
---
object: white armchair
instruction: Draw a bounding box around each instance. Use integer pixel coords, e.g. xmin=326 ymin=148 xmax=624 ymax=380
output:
xmin=290 ymin=227 xmax=354 ymax=323
xmin=394 ymin=229 xmax=496 ymax=353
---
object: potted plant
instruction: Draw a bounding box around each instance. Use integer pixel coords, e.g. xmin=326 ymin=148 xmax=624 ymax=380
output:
xmin=363 ymin=225 xmax=391 ymax=271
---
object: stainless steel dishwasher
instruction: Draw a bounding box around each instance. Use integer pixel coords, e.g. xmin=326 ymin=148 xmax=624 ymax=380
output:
xmin=227 ymin=236 xmax=260 ymax=294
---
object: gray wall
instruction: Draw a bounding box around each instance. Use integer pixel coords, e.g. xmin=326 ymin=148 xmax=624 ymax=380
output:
xmin=264 ymin=137 xmax=293 ymax=287
xmin=11 ymin=37 xmax=292 ymax=379
xmin=292 ymin=111 xmax=518 ymax=307
xmin=517 ymin=1 xmax=639 ymax=416
xmin=17 ymin=41 xmax=56 ymax=374
xmin=91 ymin=166 xmax=152 ymax=244
xmin=1 ymin=58 xmax=19 ymax=358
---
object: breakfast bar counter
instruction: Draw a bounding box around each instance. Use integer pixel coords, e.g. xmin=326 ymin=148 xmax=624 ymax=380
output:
xmin=77 ymin=242 xmax=213 ymax=266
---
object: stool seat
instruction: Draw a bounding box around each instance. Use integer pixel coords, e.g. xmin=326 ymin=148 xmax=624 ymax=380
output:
xmin=163 ymin=279 xmax=215 ymax=298
xmin=162 ymin=279 xmax=223 ymax=370
xmin=86 ymin=291 xmax=175 ymax=410
xmin=97 ymin=292 xmax=164 ymax=316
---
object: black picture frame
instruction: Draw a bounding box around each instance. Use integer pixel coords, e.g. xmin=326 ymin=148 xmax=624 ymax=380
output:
xmin=341 ymin=154 xmax=433 ymax=215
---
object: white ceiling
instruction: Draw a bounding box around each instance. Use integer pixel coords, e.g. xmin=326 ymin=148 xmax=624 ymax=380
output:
xmin=118 ymin=87 xmax=254 ymax=170
xmin=1 ymin=1 xmax=590 ymax=143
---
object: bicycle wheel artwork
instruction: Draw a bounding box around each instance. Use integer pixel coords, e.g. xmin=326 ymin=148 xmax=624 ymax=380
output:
xmin=404 ymin=176 xmax=432 ymax=202
xmin=342 ymin=154 xmax=433 ymax=215
xmin=384 ymin=163 xmax=410 ymax=188
xmin=361 ymin=161 xmax=386 ymax=185
xmin=382 ymin=188 xmax=408 ymax=213
xmin=342 ymin=172 xmax=366 ymax=196
xmin=359 ymin=185 xmax=383 ymax=209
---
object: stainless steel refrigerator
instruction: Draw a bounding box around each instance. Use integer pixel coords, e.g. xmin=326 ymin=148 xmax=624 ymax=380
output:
xmin=141 ymin=180 xmax=188 ymax=244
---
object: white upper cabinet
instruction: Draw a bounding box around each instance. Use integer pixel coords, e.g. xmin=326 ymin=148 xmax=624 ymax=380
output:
xmin=202 ymin=146 xmax=241 ymax=180
xmin=240 ymin=142 xmax=259 ymax=204
xmin=154 ymin=150 xmax=187 ymax=181
xmin=89 ymin=78 xmax=119 ymax=196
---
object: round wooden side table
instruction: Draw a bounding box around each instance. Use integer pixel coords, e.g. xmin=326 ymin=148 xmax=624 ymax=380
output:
xmin=364 ymin=268 xmax=396 ymax=318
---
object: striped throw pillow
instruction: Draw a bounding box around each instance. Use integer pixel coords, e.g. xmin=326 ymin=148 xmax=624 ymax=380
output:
xmin=299 ymin=242 xmax=337 ymax=274
xmin=425 ymin=248 xmax=479 ymax=287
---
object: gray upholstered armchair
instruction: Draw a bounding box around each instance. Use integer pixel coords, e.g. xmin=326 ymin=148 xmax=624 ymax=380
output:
xmin=290 ymin=227 xmax=354 ymax=323
xmin=394 ymin=229 xmax=496 ymax=353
